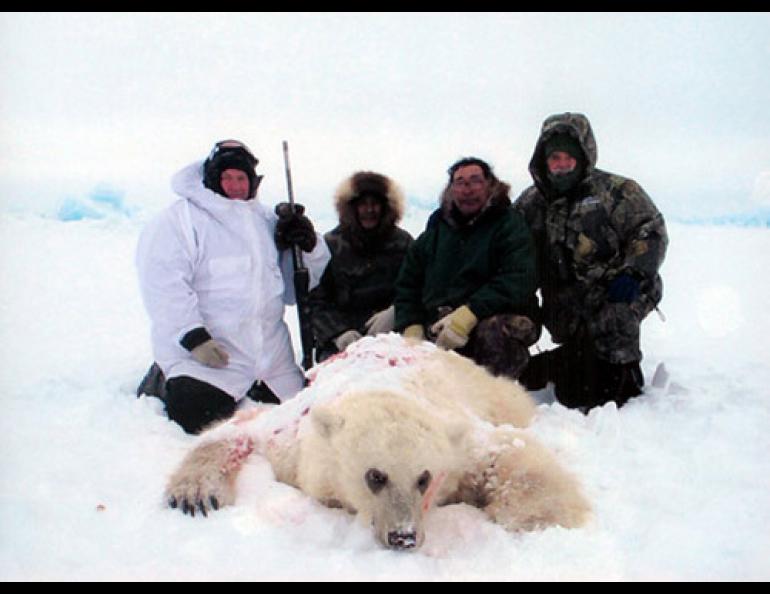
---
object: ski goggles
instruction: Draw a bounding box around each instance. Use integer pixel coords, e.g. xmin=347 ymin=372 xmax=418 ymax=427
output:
xmin=207 ymin=139 xmax=259 ymax=168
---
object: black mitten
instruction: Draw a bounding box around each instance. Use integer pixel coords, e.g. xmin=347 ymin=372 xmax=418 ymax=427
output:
xmin=274 ymin=203 xmax=317 ymax=252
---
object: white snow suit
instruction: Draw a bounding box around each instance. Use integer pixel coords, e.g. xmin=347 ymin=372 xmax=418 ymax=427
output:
xmin=136 ymin=161 xmax=330 ymax=401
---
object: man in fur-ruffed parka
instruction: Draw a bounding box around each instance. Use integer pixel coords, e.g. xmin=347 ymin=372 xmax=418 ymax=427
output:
xmin=514 ymin=112 xmax=668 ymax=410
xmin=309 ymin=171 xmax=413 ymax=362
xmin=395 ymin=157 xmax=540 ymax=380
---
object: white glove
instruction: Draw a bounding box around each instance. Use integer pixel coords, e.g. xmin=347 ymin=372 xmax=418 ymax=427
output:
xmin=364 ymin=305 xmax=395 ymax=336
xmin=191 ymin=339 xmax=230 ymax=368
xmin=334 ymin=329 xmax=363 ymax=352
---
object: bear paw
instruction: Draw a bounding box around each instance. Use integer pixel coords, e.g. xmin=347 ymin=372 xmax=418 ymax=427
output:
xmin=165 ymin=438 xmax=250 ymax=517
xmin=481 ymin=432 xmax=590 ymax=531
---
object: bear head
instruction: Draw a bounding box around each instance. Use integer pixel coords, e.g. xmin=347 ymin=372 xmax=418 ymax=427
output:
xmin=306 ymin=389 xmax=469 ymax=550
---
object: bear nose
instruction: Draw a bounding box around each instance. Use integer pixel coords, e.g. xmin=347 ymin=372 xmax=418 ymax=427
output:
xmin=387 ymin=530 xmax=417 ymax=550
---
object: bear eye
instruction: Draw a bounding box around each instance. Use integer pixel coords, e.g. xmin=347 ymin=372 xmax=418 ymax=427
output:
xmin=416 ymin=470 xmax=432 ymax=495
xmin=365 ymin=468 xmax=389 ymax=494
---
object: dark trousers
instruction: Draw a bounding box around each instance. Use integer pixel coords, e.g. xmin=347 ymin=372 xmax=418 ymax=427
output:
xmin=165 ymin=376 xmax=237 ymax=434
xmin=519 ymin=335 xmax=643 ymax=411
xmin=137 ymin=363 xmax=280 ymax=434
xmin=315 ymin=345 xmax=337 ymax=365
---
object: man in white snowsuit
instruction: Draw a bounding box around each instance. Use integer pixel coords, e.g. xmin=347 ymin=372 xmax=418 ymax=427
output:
xmin=136 ymin=140 xmax=330 ymax=433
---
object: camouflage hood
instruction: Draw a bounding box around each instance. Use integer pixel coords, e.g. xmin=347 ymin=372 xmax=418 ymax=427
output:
xmin=333 ymin=171 xmax=406 ymax=239
xmin=528 ymin=112 xmax=598 ymax=195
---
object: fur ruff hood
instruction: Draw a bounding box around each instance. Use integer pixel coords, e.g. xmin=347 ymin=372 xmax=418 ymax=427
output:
xmin=437 ymin=179 xmax=512 ymax=229
xmin=333 ymin=171 xmax=406 ymax=235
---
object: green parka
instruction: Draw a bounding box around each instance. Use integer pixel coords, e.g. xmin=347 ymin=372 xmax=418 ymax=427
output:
xmin=395 ymin=181 xmax=538 ymax=331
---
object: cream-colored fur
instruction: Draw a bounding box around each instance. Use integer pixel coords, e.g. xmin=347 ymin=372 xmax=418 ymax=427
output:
xmin=399 ymin=348 xmax=536 ymax=427
xmin=471 ymin=428 xmax=591 ymax=531
xmin=165 ymin=338 xmax=590 ymax=547
xmin=165 ymin=440 xmax=241 ymax=514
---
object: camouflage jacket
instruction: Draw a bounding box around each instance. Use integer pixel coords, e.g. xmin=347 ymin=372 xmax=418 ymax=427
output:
xmin=309 ymin=172 xmax=413 ymax=349
xmin=513 ymin=113 xmax=668 ymax=359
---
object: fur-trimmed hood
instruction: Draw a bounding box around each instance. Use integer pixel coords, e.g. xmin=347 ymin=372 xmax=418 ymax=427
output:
xmin=435 ymin=179 xmax=512 ymax=229
xmin=333 ymin=171 xmax=406 ymax=234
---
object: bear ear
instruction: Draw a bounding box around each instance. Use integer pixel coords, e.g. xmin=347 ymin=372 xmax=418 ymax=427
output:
xmin=311 ymin=405 xmax=345 ymax=439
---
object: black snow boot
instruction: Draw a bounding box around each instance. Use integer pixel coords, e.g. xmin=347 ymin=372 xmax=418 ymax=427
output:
xmin=136 ymin=362 xmax=167 ymax=401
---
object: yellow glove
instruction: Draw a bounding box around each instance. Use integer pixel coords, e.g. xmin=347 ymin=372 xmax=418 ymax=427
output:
xmin=191 ymin=339 xmax=230 ymax=368
xmin=430 ymin=305 xmax=478 ymax=350
xmin=402 ymin=324 xmax=426 ymax=341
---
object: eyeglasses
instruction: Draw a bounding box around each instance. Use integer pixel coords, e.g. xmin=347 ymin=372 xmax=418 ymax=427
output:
xmin=451 ymin=176 xmax=486 ymax=189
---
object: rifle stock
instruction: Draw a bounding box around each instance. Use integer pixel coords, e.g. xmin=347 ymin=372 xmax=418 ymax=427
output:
xmin=282 ymin=141 xmax=315 ymax=371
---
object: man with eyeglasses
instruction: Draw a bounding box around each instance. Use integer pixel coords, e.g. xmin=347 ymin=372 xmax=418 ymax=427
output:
xmin=136 ymin=140 xmax=330 ymax=434
xmin=394 ymin=157 xmax=540 ymax=380
xmin=514 ymin=113 xmax=668 ymax=411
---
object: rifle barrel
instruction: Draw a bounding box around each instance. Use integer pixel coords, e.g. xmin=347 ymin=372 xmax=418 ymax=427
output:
xmin=282 ymin=140 xmax=314 ymax=371
xmin=282 ymin=141 xmax=295 ymax=207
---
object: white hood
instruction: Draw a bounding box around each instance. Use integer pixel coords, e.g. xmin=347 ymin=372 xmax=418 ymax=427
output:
xmin=136 ymin=161 xmax=330 ymax=401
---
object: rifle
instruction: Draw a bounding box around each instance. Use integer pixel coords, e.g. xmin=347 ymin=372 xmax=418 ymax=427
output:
xmin=282 ymin=140 xmax=315 ymax=371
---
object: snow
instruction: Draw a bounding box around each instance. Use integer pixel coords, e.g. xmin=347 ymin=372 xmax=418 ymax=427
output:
xmin=1 ymin=211 xmax=769 ymax=581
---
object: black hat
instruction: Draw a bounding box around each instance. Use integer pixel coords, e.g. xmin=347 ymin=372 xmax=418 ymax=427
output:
xmin=203 ymin=140 xmax=261 ymax=198
xmin=543 ymin=133 xmax=583 ymax=161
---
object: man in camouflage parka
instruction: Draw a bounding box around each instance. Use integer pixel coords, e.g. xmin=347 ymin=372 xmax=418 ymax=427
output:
xmin=310 ymin=171 xmax=413 ymax=362
xmin=514 ymin=113 xmax=668 ymax=410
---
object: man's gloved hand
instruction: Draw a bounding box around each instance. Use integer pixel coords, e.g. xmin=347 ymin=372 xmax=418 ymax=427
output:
xmin=191 ymin=339 xmax=230 ymax=368
xmin=402 ymin=324 xmax=425 ymax=341
xmin=274 ymin=202 xmax=317 ymax=253
xmin=607 ymin=273 xmax=641 ymax=303
xmin=430 ymin=305 xmax=478 ymax=350
xmin=334 ymin=329 xmax=363 ymax=352
xmin=364 ymin=305 xmax=395 ymax=336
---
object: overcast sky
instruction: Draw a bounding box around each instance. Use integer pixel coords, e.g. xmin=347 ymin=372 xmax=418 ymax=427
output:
xmin=1 ymin=12 xmax=769 ymax=219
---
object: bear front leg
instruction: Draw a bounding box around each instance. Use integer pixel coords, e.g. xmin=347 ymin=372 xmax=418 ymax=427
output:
xmin=165 ymin=435 xmax=254 ymax=517
xmin=479 ymin=430 xmax=591 ymax=532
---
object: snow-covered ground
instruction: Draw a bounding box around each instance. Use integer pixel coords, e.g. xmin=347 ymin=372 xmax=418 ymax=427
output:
xmin=0 ymin=210 xmax=768 ymax=581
